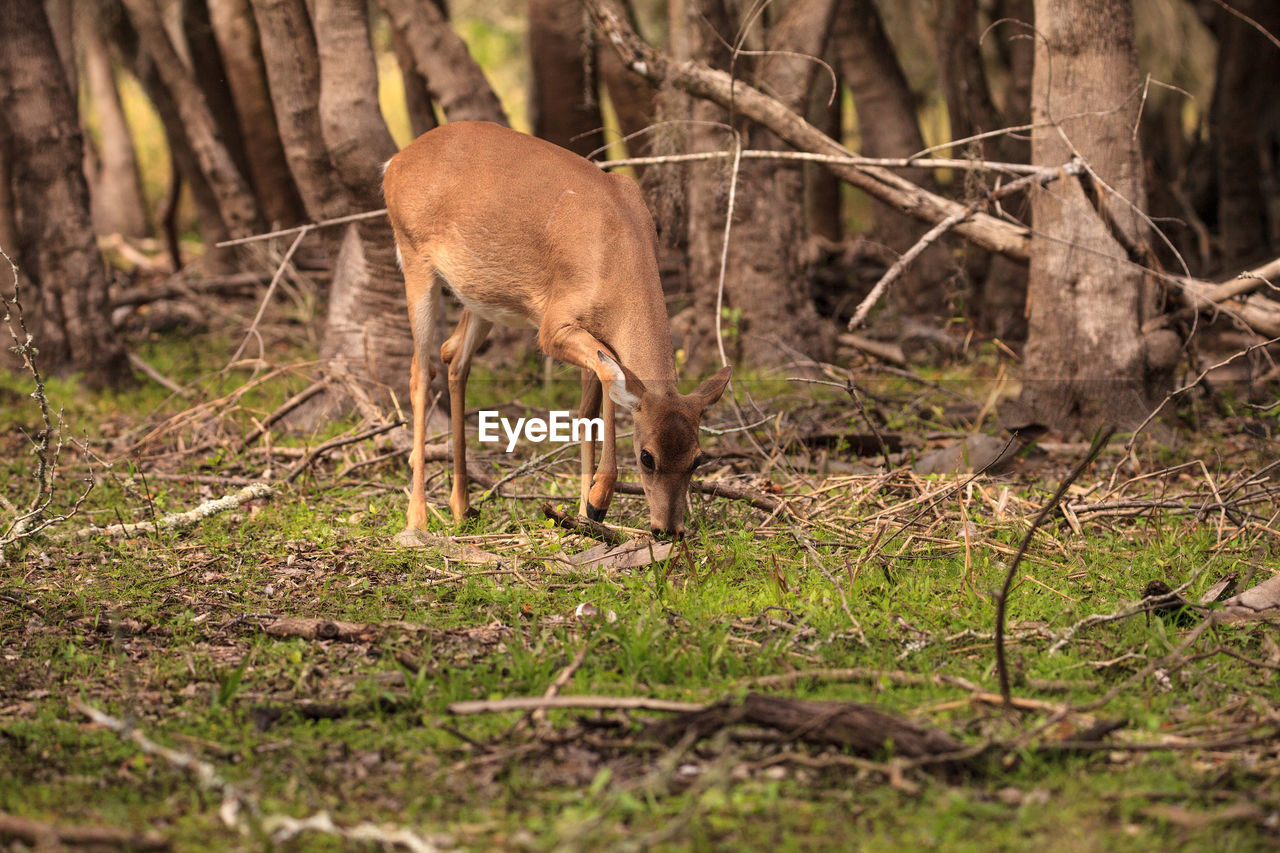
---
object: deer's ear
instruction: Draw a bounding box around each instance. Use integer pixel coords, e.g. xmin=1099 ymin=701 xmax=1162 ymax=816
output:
xmin=598 ymin=350 xmax=645 ymax=411
xmin=691 ymin=365 xmax=732 ymax=412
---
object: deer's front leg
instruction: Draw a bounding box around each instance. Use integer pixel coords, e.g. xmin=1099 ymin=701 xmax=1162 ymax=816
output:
xmin=578 ymin=367 xmax=601 ymax=519
xmin=543 ymin=324 xmax=622 ymax=521
xmin=587 ymin=393 xmax=618 ymax=521
xmin=441 ymin=310 xmax=492 ymax=522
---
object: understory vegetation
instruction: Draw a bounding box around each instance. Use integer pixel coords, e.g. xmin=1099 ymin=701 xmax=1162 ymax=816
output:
xmin=2 ymin=292 xmax=1278 ymax=851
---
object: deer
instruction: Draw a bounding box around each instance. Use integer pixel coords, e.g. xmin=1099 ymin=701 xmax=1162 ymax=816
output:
xmin=383 ymin=121 xmax=733 ymax=541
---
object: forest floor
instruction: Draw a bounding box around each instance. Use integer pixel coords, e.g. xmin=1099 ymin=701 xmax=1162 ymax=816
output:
xmin=2 ymin=280 xmax=1280 ymax=851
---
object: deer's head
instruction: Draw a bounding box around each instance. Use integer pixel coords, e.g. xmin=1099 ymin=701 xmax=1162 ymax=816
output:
xmin=599 ymin=352 xmax=732 ymax=538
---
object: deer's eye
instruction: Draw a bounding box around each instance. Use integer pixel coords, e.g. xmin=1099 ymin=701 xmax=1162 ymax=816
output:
xmin=640 ymin=449 xmax=655 ymax=471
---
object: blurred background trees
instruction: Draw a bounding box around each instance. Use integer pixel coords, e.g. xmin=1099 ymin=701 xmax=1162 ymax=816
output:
xmin=1 ymin=0 xmax=1277 ymax=435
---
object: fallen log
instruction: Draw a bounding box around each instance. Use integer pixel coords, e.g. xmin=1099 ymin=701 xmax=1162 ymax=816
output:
xmin=650 ymin=692 xmax=965 ymax=760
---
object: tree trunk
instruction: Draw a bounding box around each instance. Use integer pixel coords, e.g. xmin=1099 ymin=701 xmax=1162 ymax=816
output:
xmin=389 ymin=21 xmax=437 ymax=139
xmin=935 ymin=0 xmax=1033 ymax=338
xmin=805 ymin=55 xmax=842 ymax=243
xmin=1019 ymin=0 xmax=1164 ymax=433
xmin=0 ymin=0 xmax=128 ymax=387
xmin=835 ymin=0 xmax=954 ymax=321
xmin=687 ymin=0 xmax=838 ymax=369
xmin=1209 ymin=0 xmax=1279 ymax=267
xmin=528 ymin=0 xmax=604 ymax=156
xmin=378 ymin=0 xmax=508 ymax=125
xmin=120 ymin=0 xmax=260 ymax=238
xmin=208 ymin=0 xmax=305 ymax=227
xmin=249 ymin=0 xmax=348 ymax=233
xmin=79 ymin=9 xmax=150 ymax=239
xmin=182 ymin=0 xmax=254 ymax=196
xmin=311 ymin=0 xmax=412 ymax=417
xmin=0 ymin=137 xmax=18 ymax=308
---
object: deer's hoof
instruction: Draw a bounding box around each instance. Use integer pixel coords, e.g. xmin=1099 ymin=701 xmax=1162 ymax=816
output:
xmin=585 ymin=502 xmax=607 ymax=522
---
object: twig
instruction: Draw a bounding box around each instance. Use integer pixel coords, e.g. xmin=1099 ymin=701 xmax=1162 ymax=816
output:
xmin=213 ymin=208 xmax=388 ymax=248
xmin=995 ymin=427 xmax=1114 ymax=706
xmin=542 ymin=503 xmax=629 ymax=546
xmin=284 ymin=421 xmax=405 ymax=483
xmin=60 ymin=483 xmax=274 ymax=541
xmin=1124 ymin=335 xmax=1280 ymax=455
xmin=1 ymin=248 xmax=94 ymax=559
xmin=240 ymin=381 xmax=325 ymax=448
xmin=849 ymin=209 xmax=972 ymax=330
xmin=0 ymin=813 xmax=170 ymax=851
xmin=530 ymin=643 xmax=591 ymax=726
xmin=596 ymin=148 xmax=1044 ymax=174
xmin=73 ymin=701 xmax=443 ymax=852
xmin=849 ymin=158 xmax=1085 ymax=329
xmin=449 ymin=695 xmax=704 ymax=715
xmin=127 ymin=351 xmax=191 ymax=397
xmin=227 ymin=228 xmax=308 ymax=366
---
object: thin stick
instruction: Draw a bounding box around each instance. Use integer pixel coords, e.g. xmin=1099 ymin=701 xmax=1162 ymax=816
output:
xmin=284 ymin=421 xmax=405 ymax=483
xmin=60 ymin=483 xmax=274 ymax=542
xmin=449 ymin=695 xmax=704 ymax=715
xmin=227 ymin=228 xmax=308 ymax=365
xmin=995 ymin=427 xmax=1114 ymax=706
xmin=714 ymin=135 xmax=744 ymax=370
xmin=530 ymin=643 xmax=591 ymax=726
xmin=849 ymin=209 xmax=970 ymax=329
xmin=541 ymin=503 xmax=629 ymax=546
xmin=848 ymin=158 xmax=1084 ymax=329
xmin=597 ymin=148 xmax=1043 ymax=174
xmin=213 ymin=209 xmax=388 ymax=248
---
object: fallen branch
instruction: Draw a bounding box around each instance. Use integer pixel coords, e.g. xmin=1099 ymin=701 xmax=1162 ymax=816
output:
xmin=651 ymin=692 xmax=965 ymax=760
xmin=542 ymin=503 xmax=629 ymax=546
xmin=612 ymin=478 xmax=784 ymax=514
xmin=449 ymin=695 xmax=704 ymax=715
xmin=0 ymin=813 xmax=169 ymax=851
xmin=585 ymin=0 xmax=1031 ymax=260
xmin=284 ymin=421 xmax=405 ymax=482
xmin=74 ymin=701 xmax=445 ymax=852
xmin=60 ymin=483 xmax=274 ymax=542
xmin=849 ymin=160 xmax=1084 ymax=329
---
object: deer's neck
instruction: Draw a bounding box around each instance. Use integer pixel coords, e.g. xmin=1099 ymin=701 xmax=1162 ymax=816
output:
xmin=602 ymin=289 xmax=678 ymax=393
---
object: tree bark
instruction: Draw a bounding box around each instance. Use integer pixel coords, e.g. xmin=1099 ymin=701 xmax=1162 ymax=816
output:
xmin=0 ymin=0 xmax=128 ymax=387
xmin=714 ymin=0 xmax=839 ymax=366
xmin=120 ymin=0 xmax=260 ymax=238
xmin=389 ymin=20 xmax=437 ymax=139
xmin=208 ymin=0 xmax=305 ymax=227
xmin=1209 ymin=0 xmax=1280 ymax=266
xmin=528 ymin=0 xmax=604 ymax=156
xmin=1019 ymin=0 xmax=1164 ymax=433
xmin=835 ymin=0 xmax=955 ymax=321
xmin=78 ymin=8 xmax=150 ymax=238
xmin=311 ymin=0 xmax=412 ymax=416
xmin=378 ymin=0 xmax=508 ymax=125
xmin=249 ymin=0 xmax=348 ymax=248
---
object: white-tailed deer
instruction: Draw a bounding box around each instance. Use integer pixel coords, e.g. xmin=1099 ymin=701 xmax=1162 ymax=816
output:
xmin=383 ymin=121 xmax=732 ymax=539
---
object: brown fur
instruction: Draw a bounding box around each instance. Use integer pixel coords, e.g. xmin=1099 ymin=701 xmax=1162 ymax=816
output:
xmin=384 ymin=122 xmax=731 ymax=536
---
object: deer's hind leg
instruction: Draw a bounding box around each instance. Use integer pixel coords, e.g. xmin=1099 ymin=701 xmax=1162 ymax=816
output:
xmin=401 ymin=256 xmax=442 ymax=534
xmin=441 ymin=309 xmax=492 ymax=521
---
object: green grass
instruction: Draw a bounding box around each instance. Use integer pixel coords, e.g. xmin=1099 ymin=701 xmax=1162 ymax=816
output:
xmin=2 ymin=319 xmax=1278 ymax=851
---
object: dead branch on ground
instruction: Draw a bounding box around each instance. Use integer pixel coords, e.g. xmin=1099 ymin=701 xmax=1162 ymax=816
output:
xmin=59 ymin=482 xmax=274 ymax=541
xmin=74 ymin=701 xmax=446 ymax=852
